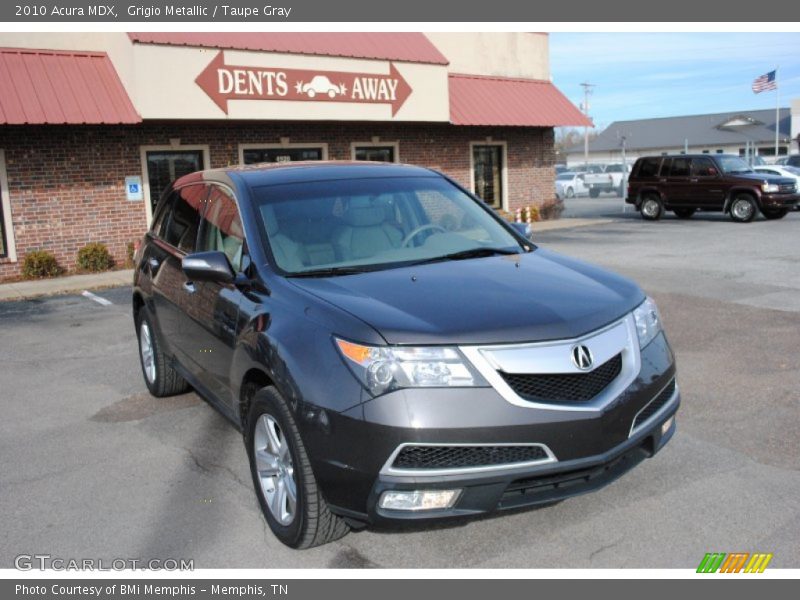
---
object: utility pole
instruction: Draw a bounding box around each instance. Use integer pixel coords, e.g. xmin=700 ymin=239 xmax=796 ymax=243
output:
xmin=580 ymin=82 xmax=594 ymax=167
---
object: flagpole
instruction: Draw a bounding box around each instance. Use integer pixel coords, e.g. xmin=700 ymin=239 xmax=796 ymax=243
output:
xmin=775 ymin=66 xmax=780 ymax=159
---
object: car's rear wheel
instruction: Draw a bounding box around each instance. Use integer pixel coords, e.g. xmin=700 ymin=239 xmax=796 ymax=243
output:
xmin=762 ymin=208 xmax=788 ymax=220
xmin=135 ymin=307 xmax=189 ymax=397
xmin=729 ymin=194 xmax=757 ymax=223
xmin=246 ymin=386 xmax=349 ymax=549
xmin=673 ymin=208 xmax=696 ymax=219
xmin=589 ymin=189 xmax=600 ymax=198
xmin=307 ymin=89 xmax=316 ymax=98
xmin=640 ymin=195 xmax=663 ymax=221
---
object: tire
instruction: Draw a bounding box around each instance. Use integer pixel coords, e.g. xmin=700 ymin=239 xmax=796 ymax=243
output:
xmin=673 ymin=208 xmax=696 ymax=219
xmin=566 ymin=187 xmax=575 ymax=198
xmin=640 ymin=195 xmax=663 ymax=221
xmin=327 ymin=90 xmax=336 ymax=98
xmin=762 ymin=208 xmax=788 ymax=220
xmin=307 ymin=89 xmax=316 ymax=98
xmin=246 ymin=387 xmax=349 ymax=549
xmin=729 ymin=194 xmax=757 ymax=223
xmin=589 ymin=189 xmax=600 ymax=198
xmin=135 ymin=307 xmax=189 ymax=397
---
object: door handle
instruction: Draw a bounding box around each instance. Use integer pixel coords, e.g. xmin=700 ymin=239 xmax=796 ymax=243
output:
xmin=690 ymin=178 xmax=699 ymax=182
xmin=183 ymin=281 xmax=196 ymax=294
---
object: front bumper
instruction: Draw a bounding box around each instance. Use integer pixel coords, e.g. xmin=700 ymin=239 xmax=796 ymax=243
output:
xmin=304 ymin=329 xmax=678 ymax=525
xmin=760 ymin=192 xmax=799 ymax=209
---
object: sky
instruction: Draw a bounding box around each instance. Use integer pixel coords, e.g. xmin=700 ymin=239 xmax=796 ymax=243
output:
xmin=550 ymin=33 xmax=800 ymax=131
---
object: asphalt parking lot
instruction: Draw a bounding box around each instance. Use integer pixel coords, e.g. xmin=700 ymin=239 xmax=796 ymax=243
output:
xmin=2 ymin=211 xmax=799 ymax=569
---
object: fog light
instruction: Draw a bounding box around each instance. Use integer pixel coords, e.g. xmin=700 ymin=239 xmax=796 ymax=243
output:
xmin=379 ymin=489 xmax=461 ymax=511
xmin=661 ymin=416 xmax=675 ymax=435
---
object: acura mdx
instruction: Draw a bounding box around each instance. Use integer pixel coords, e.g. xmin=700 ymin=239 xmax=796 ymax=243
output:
xmin=133 ymin=162 xmax=679 ymax=548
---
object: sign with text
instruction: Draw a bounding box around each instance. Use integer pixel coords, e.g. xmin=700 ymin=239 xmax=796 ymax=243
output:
xmin=195 ymin=52 xmax=413 ymax=116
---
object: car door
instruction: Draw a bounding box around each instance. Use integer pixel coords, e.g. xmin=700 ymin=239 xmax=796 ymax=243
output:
xmin=660 ymin=157 xmax=692 ymax=207
xmin=190 ymin=183 xmax=247 ymax=408
xmin=689 ymin=157 xmax=726 ymax=208
xmin=149 ymin=183 xmax=208 ymax=372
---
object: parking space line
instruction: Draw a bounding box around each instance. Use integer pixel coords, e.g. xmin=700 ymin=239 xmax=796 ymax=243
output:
xmin=81 ymin=290 xmax=113 ymax=306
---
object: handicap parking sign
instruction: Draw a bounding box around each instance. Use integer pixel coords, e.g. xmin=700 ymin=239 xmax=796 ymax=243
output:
xmin=125 ymin=176 xmax=143 ymax=201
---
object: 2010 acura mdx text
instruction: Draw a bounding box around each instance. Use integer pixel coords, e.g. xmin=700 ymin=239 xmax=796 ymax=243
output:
xmin=133 ymin=162 xmax=679 ymax=549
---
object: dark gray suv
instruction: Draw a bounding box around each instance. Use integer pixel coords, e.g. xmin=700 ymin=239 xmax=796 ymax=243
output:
xmin=133 ymin=162 xmax=679 ymax=548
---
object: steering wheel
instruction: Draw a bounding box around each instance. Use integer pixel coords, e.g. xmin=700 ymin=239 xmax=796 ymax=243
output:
xmin=401 ymin=224 xmax=447 ymax=247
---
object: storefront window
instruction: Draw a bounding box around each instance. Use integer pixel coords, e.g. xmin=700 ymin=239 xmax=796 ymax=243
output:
xmin=243 ymin=147 xmax=324 ymax=164
xmin=0 ymin=149 xmax=11 ymax=260
xmin=472 ymin=144 xmax=504 ymax=208
xmin=353 ymin=145 xmax=396 ymax=162
xmin=146 ymin=150 xmax=204 ymax=214
xmin=0 ymin=197 xmax=7 ymax=259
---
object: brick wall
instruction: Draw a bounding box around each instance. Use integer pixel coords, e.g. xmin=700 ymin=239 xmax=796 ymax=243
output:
xmin=0 ymin=122 xmax=555 ymax=281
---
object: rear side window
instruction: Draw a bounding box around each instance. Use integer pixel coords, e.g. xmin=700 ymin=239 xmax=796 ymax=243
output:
xmin=636 ymin=158 xmax=661 ymax=178
xmin=667 ymin=158 xmax=690 ymax=177
xmin=162 ymin=184 xmax=206 ymax=253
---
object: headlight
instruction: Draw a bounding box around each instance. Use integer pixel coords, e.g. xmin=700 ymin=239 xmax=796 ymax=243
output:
xmin=335 ymin=338 xmax=487 ymax=396
xmin=632 ymin=297 xmax=662 ymax=349
xmin=761 ymin=182 xmax=780 ymax=193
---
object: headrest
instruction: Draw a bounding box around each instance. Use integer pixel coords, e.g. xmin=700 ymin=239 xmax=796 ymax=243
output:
xmin=343 ymin=196 xmax=386 ymax=227
xmin=260 ymin=204 xmax=279 ymax=236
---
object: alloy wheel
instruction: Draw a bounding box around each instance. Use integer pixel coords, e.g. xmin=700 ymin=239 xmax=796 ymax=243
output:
xmin=732 ymin=199 xmax=753 ymax=221
xmin=253 ymin=414 xmax=297 ymax=526
xmin=139 ymin=321 xmax=156 ymax=384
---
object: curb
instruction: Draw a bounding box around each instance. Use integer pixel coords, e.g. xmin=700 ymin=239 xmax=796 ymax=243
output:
xmin=0 ymin=269 xmax=133 ymax=302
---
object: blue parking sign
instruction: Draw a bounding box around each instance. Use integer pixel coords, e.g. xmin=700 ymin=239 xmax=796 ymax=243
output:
xmin=125 ymin=176 xmax=143 ymax=201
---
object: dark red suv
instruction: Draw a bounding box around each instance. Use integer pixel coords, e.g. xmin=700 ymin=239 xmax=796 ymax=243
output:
xmin=626 ymin=154 xmax=799 ymax=222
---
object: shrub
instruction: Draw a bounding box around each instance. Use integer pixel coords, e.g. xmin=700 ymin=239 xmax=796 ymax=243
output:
xmin=22 ymin=250 xmax=61 ymax=279
xmin=537 ymin=198 xmax=565 ymax=221
xmin=125 ymin=241 xmax=136 ymax=268
xmin=76 ymin=242 xmax=114 ymax=273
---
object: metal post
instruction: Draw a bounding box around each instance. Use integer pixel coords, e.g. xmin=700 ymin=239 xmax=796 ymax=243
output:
xmin=775 ymin=66 xmax=780 ymax=159
xmin=580 ymin=82 xmax=594 ymax=167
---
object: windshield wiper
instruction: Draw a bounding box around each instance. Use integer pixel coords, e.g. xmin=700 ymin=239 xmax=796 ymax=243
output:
xmin=286 ymin=266 xmax=377 ymax=278
xmin=409 ymin=247 xmax=521 ymax=266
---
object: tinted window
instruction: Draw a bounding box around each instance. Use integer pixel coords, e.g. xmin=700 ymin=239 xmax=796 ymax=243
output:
xmin=691 ymin=157 xmax=717 ymax=177
xmin=668 ymin=158 xmax=690 ymax=177
xmin=636 ymin=158 xmax=661 ymax=178
xmin=162 ymin=184 xmax=206 ymax=253
xmin=243 ymin=147 xmax=323 ymax=164
xmin=354 ymin=146 xmax=396 ymax=162
xmin=200 ymin=185 xmax=245 ymax=272
xmin=145 ymin=150 xmax=203 ymax=215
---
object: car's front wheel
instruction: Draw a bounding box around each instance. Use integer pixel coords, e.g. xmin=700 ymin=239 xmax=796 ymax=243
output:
xmin=136 ymin=307 xmax=189 ymax=397
xmin=246 ymin=387 xmax=349 ymax=549
xmin=566 ymin=187 xmax=575 ymax=198
xmin=640 ymin=195 xmax=663 ymax=221
xmin=762 ymin=207 xmax=788 ymax=220
xmin=729 ymin=194 xmax=757 ymax=223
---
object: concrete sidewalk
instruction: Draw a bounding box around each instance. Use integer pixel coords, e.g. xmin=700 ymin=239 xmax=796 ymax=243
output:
xmin=0 ymin=218 xmax=616 ymax=301
xmin=0 ymin=269 xmax=133 ymax=301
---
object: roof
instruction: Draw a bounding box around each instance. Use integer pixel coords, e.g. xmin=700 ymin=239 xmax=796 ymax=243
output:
xmin=128 ymin=33 xmax=449 ymax=65
xmin=448 ymin=74 xmax=591 ymax=127
xmin=0 ymin=48 xmax=140 ymax=125
xmin=569 ymin=108 xmax=792 ymax=154
xmin=182 ymin=161 xmax=437 ymax=189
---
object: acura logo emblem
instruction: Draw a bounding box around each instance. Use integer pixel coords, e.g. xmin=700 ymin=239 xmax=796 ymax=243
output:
xmin=571 ymin=344 xmax=593 ymax=370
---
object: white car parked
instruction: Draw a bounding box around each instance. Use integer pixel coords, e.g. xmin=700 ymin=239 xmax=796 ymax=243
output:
xmin=555 ymin=172 xmax=588 ymax=199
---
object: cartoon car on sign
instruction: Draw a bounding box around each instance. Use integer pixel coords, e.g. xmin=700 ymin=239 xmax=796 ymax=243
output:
xmin=302 ymin=76 xmax=342 ymax=98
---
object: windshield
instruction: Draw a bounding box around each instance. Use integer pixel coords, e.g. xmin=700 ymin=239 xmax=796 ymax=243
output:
xmin=253 ymin=176 xmax=523 ymax=275
xmin=717 ymin=156 xmax=753 ymax=174
xmin=556 ymin=173 xmax=575 ymax=181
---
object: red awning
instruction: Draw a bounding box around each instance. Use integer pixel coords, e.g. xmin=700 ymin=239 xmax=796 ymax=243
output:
xmin=449 ymin=73 xmax=591 ymax=128
xmin=0 ymin=48 xmax=140 ymax=125
xmin=128 ymin=33 xmax=449 ymax=65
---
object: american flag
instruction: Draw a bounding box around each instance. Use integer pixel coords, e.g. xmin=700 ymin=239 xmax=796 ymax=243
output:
xmin=752 ymin=70 xmax=777 ymax=93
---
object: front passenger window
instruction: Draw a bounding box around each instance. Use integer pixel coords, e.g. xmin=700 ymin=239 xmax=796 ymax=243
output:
xmin=200 ymin=185 xmax=245 ymax=273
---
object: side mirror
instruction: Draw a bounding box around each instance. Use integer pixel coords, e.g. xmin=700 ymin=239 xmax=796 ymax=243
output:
xmin=511 ymin=221 xmax=533 ymax=240
xmin=182 ymin=251 xmax=234 ymax=284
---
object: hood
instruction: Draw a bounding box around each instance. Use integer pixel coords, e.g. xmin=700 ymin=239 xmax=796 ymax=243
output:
xmin=287 ymin=248 xmax=644 ymax=345
xmin=732 ymin=172 xmax=796 ymax=186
